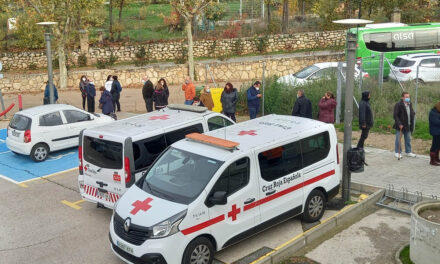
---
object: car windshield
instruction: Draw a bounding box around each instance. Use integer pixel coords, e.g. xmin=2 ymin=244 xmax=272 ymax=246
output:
xmin=393 ymin=58 xmax=416 ymax=67
xmin=293 ymin=65 xmax=319 ymax=79
xmin=9 ymin=114 xmax=31 ymax=130
xmin=139 ymin=147 xmax=223 ymax=204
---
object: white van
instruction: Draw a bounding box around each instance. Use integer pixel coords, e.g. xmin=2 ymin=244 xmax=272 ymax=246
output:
xmin=78 ymin=105 xmax=234 ymax=209
xmin=109 ymin=115 xmax=341 ymax=264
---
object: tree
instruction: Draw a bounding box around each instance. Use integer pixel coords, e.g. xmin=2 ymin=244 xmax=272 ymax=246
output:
xmin=281 ymin=0 xmax=289 ymax=33
xmin=170 ymin=0 xmax=213 ymax=80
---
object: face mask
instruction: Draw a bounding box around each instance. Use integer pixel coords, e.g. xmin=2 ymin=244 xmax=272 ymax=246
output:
xmin=297 ymin=94 xmax=300 ymax=98
xmin=206 ymin=89 xmax=210 ymax=93
xmin=82 ymin=78 xmax=86 ymax=81
xmin=256 ymin=87 xmax=260 ymax=91
xmin=405 ymin=98 xmax=410 ymax=103
xmin=185 ymin=80 xmax=189 ymax=84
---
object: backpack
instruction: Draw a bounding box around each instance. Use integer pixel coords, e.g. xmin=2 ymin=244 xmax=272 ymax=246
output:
xmin=347 ymin=147 xmax=368 ymax=173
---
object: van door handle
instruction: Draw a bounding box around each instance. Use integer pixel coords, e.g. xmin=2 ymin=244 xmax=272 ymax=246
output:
xmin=244 ymin=198 xmax=255 ymax=204
xmin=266 ymin=190 xmax=276 ymax=196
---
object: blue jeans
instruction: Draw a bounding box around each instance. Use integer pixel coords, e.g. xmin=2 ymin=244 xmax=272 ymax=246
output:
xmin=249 ymin=108 xmax=258 ymax=119
xmin=395 ymin=130 xmax=412 ymax=153
xmin=184 ymin=100 xmax=194 ymax=105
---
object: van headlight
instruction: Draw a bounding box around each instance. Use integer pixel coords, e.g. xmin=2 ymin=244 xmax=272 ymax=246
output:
xmin=151 ymin=210 xmax=187 ymax=238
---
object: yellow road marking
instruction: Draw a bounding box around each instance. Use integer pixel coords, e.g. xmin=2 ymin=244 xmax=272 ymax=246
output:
xmin=20 ymin=168 xmax=77 ymax=184
xmin=17 ymin=183 xmax=28 ymax=188
xmin=61 ymin=199 xmax=85 ymax=210
xmin=358 ymin=194 xmax=368 ymax=201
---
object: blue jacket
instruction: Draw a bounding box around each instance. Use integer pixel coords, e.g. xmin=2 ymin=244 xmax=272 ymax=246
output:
xmin=429 ymin=108 xmax=440 ymax=136
xmin=247 ymin=86 xmax=260 ymax=109
xmin=86 ymin=83 xmax=96 ymax=98
xmin=99 ymin=90 xmax=114 ymax=115
xmin=44 ymin=84 xmax=58 ymax=101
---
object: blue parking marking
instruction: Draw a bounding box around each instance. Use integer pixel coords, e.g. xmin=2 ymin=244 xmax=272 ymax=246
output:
xmin=0 ymin=129 xmax=78 ymax=183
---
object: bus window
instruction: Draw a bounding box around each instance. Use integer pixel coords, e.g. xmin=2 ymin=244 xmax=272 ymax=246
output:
xmin=364 ymin=33 xmax=392 ymax=52
xmin=392 ymin=31 xmax=415 ymax=51
xmin=416 ymin=30 xmax=438 ymax=49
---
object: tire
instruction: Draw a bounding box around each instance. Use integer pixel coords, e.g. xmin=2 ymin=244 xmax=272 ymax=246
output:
xmin=30 ymin=143 xmax=49 ymax=162
xmin=415 ymin=78 xmax=424 ymax=84
xmin=182 ymin=237 xmax=214 ymax=264
xmin=302 ymin=189 xmax=326 ymax=223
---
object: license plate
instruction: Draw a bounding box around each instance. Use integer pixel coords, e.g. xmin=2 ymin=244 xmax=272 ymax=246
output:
xmin=117 ymin=240 xmax=134 ymax=254
xmin=97 ymin=190 xmax=109 ymax=200
xmin=11 ymin=130 xmax=20 ymax=137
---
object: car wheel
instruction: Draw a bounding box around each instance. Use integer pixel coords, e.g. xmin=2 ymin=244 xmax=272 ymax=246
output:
xmin=416 ymin=78 xmax=424 ymax=84
xmin=302 ymin=189 xmax=326 ymax=223
xmin=30 ymin=143 xmax=49 ymax=162
xmin=182 ymin=237 xmax=214 ymax=264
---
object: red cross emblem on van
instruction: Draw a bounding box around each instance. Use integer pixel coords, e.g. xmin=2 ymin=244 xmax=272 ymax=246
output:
xmin=150 ymin=115 xmax=169 ymax=120
xmin=238 ymin=130 xmax=257 ymax=136
xmin=227 ymin=204 xmax=241 ymax=221
xmin=130 ymin=198 xmax=153 ymax=215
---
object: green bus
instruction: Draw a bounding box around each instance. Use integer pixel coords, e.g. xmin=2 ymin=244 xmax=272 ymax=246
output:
xmin=349 ymin=23 xmax=440 ymax=77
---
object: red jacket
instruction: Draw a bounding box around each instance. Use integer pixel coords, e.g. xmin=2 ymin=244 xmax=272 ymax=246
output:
xmin=318 ymin=98 xmax=337 ymax=123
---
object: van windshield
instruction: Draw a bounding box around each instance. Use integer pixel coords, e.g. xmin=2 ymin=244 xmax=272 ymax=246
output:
xmin=83 ymin=136 xmax=123 ymax=169
xmin=140 ymin=147 xmax=223 ymax=204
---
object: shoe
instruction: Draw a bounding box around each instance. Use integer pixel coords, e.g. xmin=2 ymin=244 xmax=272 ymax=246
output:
xmin=406 ymin=153 xmax=416 ymax=158
xmin=435 ymin=150 xmax=440 ymax=163
xmin=430 ymin=152 xmax=440 ymax=166
xmin=394 ymin=153 xmax=402 ymax=159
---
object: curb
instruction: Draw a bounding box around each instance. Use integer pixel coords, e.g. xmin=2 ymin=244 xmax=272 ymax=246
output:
xmin=250 ymin=188 xmax=385 ymax=264
xmin=394 ymin=243 xmax=408 ymax=264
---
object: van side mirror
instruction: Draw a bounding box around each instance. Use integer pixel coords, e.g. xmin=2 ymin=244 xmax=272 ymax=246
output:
xmin=209 ymin=191 xmax=227 ymax=206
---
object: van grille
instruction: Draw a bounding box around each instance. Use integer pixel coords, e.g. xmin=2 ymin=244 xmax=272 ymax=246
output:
xmin=113 ymin=213 xmax=151 ymax=246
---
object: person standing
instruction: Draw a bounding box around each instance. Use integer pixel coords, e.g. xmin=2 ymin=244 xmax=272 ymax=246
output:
xmin=357 ymin=91 xmax=373 ymax=149
xmin=429 ymin=101 xmax=440 ymax=166
xmin=111 ymin=75 xmax=122 ymax=112
xmin=199 ymin=85 xmax=214 ymax=110
xmin=43 ymin=81 xmax=59 ymax=104
xmin=221 ymin=82 xmax=238 ymax=122
xmin=393 ymin=92 xmax=416 ymax=159
xmin=142 ymin=76 xmax=154 ymax=112
xmin=105 ymin=75 xmax=113 ymax=92
xmin=182 ymin=76 xmax=195 ymax=105
xmin=247 ymin=81 xmax=262 ymax=119
xmin=153 ymin=82 xmax=168 ymax=110
xmin=79 ymin=75 xmax=88 ymax=110
xmin=318 ymin=91 xmax=337 ymax=123
xmin=99 ymin=86 xmax=114 ymax=115
xmin=159 ymin=78 xmax=170 ymax=105
xmin=85 ymin=78 xmax=96 ymax=113
xmin=291 ymin=89 xmax=312 ymax=118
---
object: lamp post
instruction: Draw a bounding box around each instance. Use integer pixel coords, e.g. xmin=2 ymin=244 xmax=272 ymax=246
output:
xmin=333 ymin=19 xmax=372 ymax=202
xmin=37 ymin=22 xmax=58 ymax=104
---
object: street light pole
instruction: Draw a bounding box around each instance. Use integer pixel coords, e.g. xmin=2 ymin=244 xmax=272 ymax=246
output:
xmin=37 ymin=22 xmax=58 ymax=104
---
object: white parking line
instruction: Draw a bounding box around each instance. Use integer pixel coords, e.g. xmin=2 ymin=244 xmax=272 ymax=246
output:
xmin=0 ymin=139 xmax=5 ymax=143
xmin=0 ymin=174 xmax=19 ymax=184
xmin=0 ymin=150 xmax=11 ymax=155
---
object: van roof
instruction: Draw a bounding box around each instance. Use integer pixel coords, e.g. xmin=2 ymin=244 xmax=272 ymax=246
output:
xmin=18 ymin=104 xmax=77 ymax=117
xmin=85 ymin=107 xmax=211 ymax=139
xmin=173 ymin=115 xmax=332 ymax=161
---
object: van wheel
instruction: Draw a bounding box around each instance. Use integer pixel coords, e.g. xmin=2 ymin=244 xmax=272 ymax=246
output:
xmin=30 ymin=143 xmax=49 ymax=162
xmin=182 ymin=237 xmax=214 ymax=264
xmin=302 ymin=189 xmax=326 ymax=223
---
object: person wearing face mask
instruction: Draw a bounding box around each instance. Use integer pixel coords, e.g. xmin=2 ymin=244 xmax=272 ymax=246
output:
xmin=142 ymin=76 xmax=154 ymax=112
xmin=199 ymin=85 xmax=214 ymax=110
xmin=357 ymin=91 xmax=373 ymax=149
xmin=79 ymin=75 xmax=88 ymax=110
xmin=393 ymin=92 xmax=416 ymax=159
xmin=158 ymin=78 xmax=170 ymax=105
xmin=247 ymin=81 xmax=262 ymax=119
xmin=85 ymin=78 xmax=96 ymax=113
xmin=182 ymin=76 xmax=195 ymax=105
xmin=221 ymin=82 xmax=238 ymax=122
xmin=105 ymin=75 xmax=113 ymax=92
xmin=291 ymin=89 xmax=312 ymax=118
xmin=429 ymin=101 xmax=440 ymax=166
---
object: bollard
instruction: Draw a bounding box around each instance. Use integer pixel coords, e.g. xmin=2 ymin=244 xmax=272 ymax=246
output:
xmin=18 ymin=94 xmax=23 ymax=111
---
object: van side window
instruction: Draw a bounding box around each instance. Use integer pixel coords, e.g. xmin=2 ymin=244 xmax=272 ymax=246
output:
xmin=301 ymin=131 xmax=330 ymax=168
xmin=207 ymin=116 xmax=234 ymax=131
xmin=132 ymin=135 xmax=167 ymax=171
xmin=258 ymin=141 xmax=302 ymax=182
xmin=165 ymin=123 xmax=204 ymax=145
xmin=211 ymin=157 xmax=250 ymax=197
xmin=39 ymin=111 xmax=63 ymax=126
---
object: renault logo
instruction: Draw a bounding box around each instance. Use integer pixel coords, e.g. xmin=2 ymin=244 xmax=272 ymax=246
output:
xmin=124 ymin=218 xmax=131 ymax=232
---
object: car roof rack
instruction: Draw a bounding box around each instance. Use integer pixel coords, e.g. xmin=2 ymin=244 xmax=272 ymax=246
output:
xmin=185 ymin=133 xmax=239 ymax=151
xmin=167 ymin=104 xmax=207 ymax=113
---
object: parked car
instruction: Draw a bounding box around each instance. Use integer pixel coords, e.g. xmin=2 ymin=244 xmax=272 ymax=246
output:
xmin=389 ymin=53 xmax=440 ymax=83
xmin=6 ymin=104 xmax=114 ymax=162
xmin=277 ymin=62 xmax=369 ymax=86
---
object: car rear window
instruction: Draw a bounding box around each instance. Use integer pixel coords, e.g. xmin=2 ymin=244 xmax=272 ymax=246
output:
xmin=9 ymin=114 xmax=31 ymax=131
xmin=393 ymin=58 xmax=416 ymax=67
xmin=83 ymin=136 xmax=123 ymax=169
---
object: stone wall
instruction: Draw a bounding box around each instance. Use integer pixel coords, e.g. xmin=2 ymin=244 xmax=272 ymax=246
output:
xmin=0 ymin=31 xmax=345 ymax=71
xmin=0 ymin=51 xmax=344 ymax=94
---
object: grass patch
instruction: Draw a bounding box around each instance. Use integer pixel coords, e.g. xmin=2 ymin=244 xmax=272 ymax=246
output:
xmin=399 ymin=245 xmax=414 ymax=264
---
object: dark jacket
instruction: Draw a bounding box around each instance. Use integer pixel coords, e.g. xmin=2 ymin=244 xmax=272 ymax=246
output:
xmin=85 ymin=83 xmax=96 ymax=98
xmin=221 ymin=89 xmax=238 ymax=113
xmin=44 ymin=84 xmax=59 ymax=102
xmin=292 ymin=95 xmax=312 ymax=118
xmin=142 ymin=80 xmax=154 ymax=100
xmin=79 ymin=80 xmax=88 ymax=97
xmin=393 ymin=99 xmax=415 ymax=132
xmin=247 ymin=86 xmax=260 ymax=109
xmin=318 ymin=98 xmax=337 ymax=123
xmin=152 ymin=89 xmax=168 ymax=108
xmin=429 ymin=108 xmax=440 ymax=136
xmin=358 ymin=91 xmax=373 ymax=129
xmin=163 ymin=84 xmax=170 ymax=105
xmin=111 ymin=80 xmax=122 ymax=99
xmin=99 ymin=90 xmax=114 ymax=115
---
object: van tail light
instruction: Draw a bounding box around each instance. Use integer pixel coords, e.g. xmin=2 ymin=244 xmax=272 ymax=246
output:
xmin=24 ymin=130 xmax=31 ymax=143
xmin=336 ymin=144 xmax=340 ymax=165
xmin=78 ymin=146 xmax=83 ymax=175
xmin=399 ymin=69 xmax=412 ymax=74
xmin=124 ymin=157 xmax=131 ymax=184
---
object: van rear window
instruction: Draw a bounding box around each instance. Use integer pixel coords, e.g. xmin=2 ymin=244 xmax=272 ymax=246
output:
xmin=83 ymin=136 xmax=123 ymax=169
xmin=9 ymin=114 xmax=31 ymax=131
